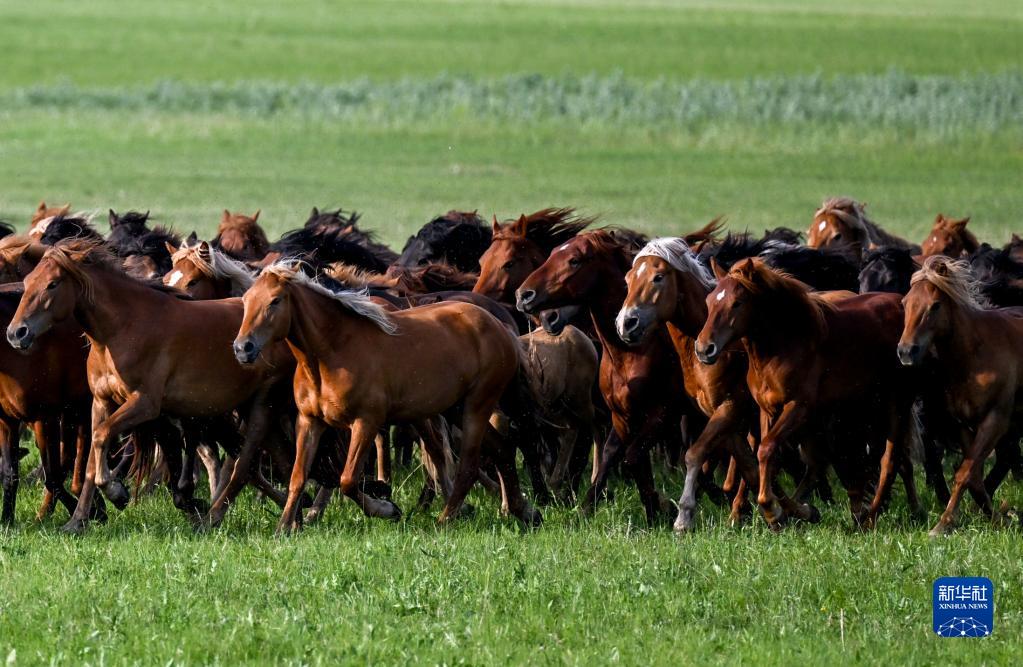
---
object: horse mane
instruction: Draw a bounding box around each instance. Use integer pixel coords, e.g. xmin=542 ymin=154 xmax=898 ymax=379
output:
xmin=682 ymin=217 xmax=725 ymax=249
xmin=815 ymin=197 xmax=915 ymax=251
xmin=912 ymin=256 xmax=991 ymax=311
xmin=760 ymin=243 xmax=861 ymax=292
xmin=314 ymin=212 xmax=399 ymax=266
xmin=863 ymin=246 xmax=917 ymax=273
xmin=730 ymin=259 xmax=835 ymax=334
xmin=270 ymin=225 xmax=389 ymax=273
xmin=397 ymin=210 xmax=492 ymax=271
xmin=45 ymin=238 xmax=191 ymax=303
xmin=37 ymin=213 xmax=104 ymax=246
xmin=385 ymin=263 xmax=479 ymax=294
xmin=262 ymin=261 xmax=398 ymax=334
xmin=634 ymin=237 xmax=714 ymax=289
xmin=495 ymin=207 xmax=596 ymax=254
xmin=304 ymin=206 xmax=361 ymax=230
xmin=0 ymin=234 xmax=47 ymax=264
xmin=323 ymin=263 xmax=388 ymax=289
xmin=171 ymin=239 xmax=254 ymax=296
xmin=577 ymin=229 xmax=642 ymax=271
xmin=0 ymin=221 xmax=15 ymax=239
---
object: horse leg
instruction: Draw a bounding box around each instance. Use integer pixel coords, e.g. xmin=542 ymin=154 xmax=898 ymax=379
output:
xmin=375 ymin=430 xmax=391 ymax=484
xmin=437 ymin=406 xmax=487 ymax=524
xmin=984 ymin=428 xmax=1022 ymax=495
xmin=304 ymin=485 xmax=334 ymax=524
xmin=676 ymin=400 xmax=743 ymax=532
xmin=0 ymin=418 xmax=20 ymax=525
xmin=918 ymin=402 xmax=952 ymax=505
xmin=490 ymin=424 xmax=541 ymax=527
xmin=196 ymin=444 xmax=221 ymax=498
xmin=931 ymin=410 xmax=1009 ymax=537
xmin=35 ymin=419 xmax=77 ymax=520
xmin=339 ymin=418 xmax=401 ymax=520
xmin=277 ymin=413 xmax=327 ymax=534
xmin=206 ymin=394 xmax=272 ymax=527
xmin=626 ymin=441 xmax=667 ymax=525
xmin=90 ymin=395 xmax=160 ymax=511
xmin=756 ymin=402 xmax=810 ymax=529
xmin=863 ymin=404 xmax=916 ymax=528
xmin=581 ymin=427 xmax=626 ymax=516
xmin=62 ymin=436 xmax=106 ymax=534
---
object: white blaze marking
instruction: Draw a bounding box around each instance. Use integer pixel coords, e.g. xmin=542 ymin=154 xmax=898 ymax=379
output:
xmin=168 ymin=270 xmax=183 ymax=286
xmin=818 ymin=221 xmax=827 ymax=231
xmin=716 ymin=289 xmax=726 ymax=301
xmin=637 ymin=263 xmax=647 ymax=277
xmin=557 ymin=243 xmax=570 ymax=252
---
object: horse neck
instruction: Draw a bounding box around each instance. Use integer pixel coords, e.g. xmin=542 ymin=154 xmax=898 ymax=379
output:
xmin=744 ymin=290 xmax=824 ymax=361
xmin=585 ymin=261 xmax=631 ymax=350
xmin=73 ymin=265 xmax=160 ymax=344
xmin=285 ymin=285 xmax=376 ymax=365
xmin=670 ymin=271 xmax=710 ymax=338
xmin=929 ymin=303 xmax=982 ymax=373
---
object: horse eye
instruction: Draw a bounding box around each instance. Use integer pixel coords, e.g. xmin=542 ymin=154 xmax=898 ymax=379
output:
xmin=270 ymin=296 xmax=281 ymax=307
xmin=186 ymin=279 xmax=198 ymax=288
xmin=502 ymin=260 xmax=515 ymax=271
xmin=568 ymin=257 xmax=581 ymax=268
xmin=652 ymin=273 xmax=665 ymax=284
xmin=46 ymin=280 xmax=58 ymax=290
xmin=833 ymin=233 xmax=843 ymax=241
xmin=929 ymin=301 xmax=942 ymax=312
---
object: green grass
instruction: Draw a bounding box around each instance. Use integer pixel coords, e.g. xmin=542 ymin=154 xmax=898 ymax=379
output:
xmin=1 ymin=0 xmax=1022 ymax=664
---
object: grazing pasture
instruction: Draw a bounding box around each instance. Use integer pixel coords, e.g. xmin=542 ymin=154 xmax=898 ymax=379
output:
xmin=0 ymin=1 xmax=1022 ymax=665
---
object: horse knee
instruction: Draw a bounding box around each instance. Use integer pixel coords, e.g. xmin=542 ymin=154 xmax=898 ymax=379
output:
xmin=339 ymin=474 xmax=359 ymax=497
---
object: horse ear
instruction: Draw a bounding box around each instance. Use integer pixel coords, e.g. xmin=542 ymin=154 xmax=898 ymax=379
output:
xmin=252 ymin=209 xmax=261 ymax=222
xmin=1013 ymin=233 xmax=1022 ymax=243
xmin=56 ymin=204 xmax=71 ymax=216
xmin=492 ymin=215 xmax=501 ymax=234
xmin=710 ymin=257 xmax=727 ymax=280
xmin=164 ymin=241 xmax=178 ymax=256
xmin=198 ymin=240 xmax=212 ymax=261
xmin=934 ymin=213 xmax=945 ymax=226
xmin=951 ymin=217 xmax=970 ymax=230
xmin=143 ymin=210 xmax=151 ymax=221
xmin=512 ymin=214 xmax=528 ymax=236
xmin=735 ymin=257 xmax=757 ymax=278
xmin=222 ymin=209 xmax=231 ymax=222
xmin=310 ymin=206 xmax=319 ymax=218
xmin=36 ymin=201 xmax=47 ymax=214
xmin=108 ymin=209 xmax=119 ymax=227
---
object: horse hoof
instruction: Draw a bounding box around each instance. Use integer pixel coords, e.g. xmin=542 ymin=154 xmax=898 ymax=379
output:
xmin=103 ymin=480 xmax=130 ymax=510
xmin=385 ymin=501 xmax=402 ymax=522
xmin=804 ymin=504 xmax=822 ymax=524
xmin=673 ymin=509 xmax=694 ymax=534
xmin=928 ymin=523 xmax=951 ymax=538
xmin=361 ymin=480 xmax=392 ymax=500
xmin=274 ymin=521 xmax=301 ymax=536
xmin=521 ymin=506 xmax=543 ymax=527
xmin=61 ymin=519 xmax=88 ymax=535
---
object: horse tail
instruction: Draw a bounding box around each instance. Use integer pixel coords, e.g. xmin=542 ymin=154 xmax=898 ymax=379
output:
xmin=684 ymin=216 xmax=726 ymax=249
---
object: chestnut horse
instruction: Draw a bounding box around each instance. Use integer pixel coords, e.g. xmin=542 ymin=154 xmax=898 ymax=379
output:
xmin=696 ymin=259 xmax=921 ymax=528
xmin=0 ymin=284 xmax=91 ymax=524
xmin=0 ymin=236 xmax=47 ymax=283
xmin=808 ymin=197 xmax=920 ymax=261
xmin=234 ymin=263 xmax=537 ymax=532
xmin=28 ymin=201 xmax=71 ymax=236
xmin=921 ymin=214 xmax=978 ymax=258
xmin=212 ymin=210 xmax=269 ymax=263
xmin=6 ymin=240 xmax=294 ymax=532
xmin=517 ymin=231 xmax=691 ymax=523
xmin=898 ymin=256 xmax=1023 ymax=536
xmin=617 ymin=238 xmax=764 ymax=531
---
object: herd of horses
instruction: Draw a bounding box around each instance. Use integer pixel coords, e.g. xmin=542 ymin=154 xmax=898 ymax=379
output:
xmin=0 ymin=198 xmax=1021 ymax=537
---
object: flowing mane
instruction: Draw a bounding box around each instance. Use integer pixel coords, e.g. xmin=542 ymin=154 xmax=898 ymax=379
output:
xmin=0 ymin=234 xmax=46 ymax=264
xmin=729 ymin=259 xmax=835 ymax=334
xmin=494 ymin=207 xmax=597 ymax=253
xmin=635 ymin=237 xmax=715 ymax=289
xmin=262 ymin=261 xmax=398 ymax=334
xmin=36 ymin=213 xmax=104 ymax=245
xmin=911 ymin=256 xmax=991 ymax=311
xmin=171 ymin=240 xmax=254 ymax=296
xmin=44 ymin=238 xmax=190 ymax=303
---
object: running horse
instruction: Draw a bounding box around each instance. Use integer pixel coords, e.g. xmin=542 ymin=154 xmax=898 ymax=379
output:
xmin=898 ymin=256 xmax=1023 ymax=536
xmin=233 ymin=262 xmax=538 ymax=532
xmin=212 ymin=209 xmax=270 ymax=263
xmin=808 ymin=197 xmax=920 ymax=261
xmin=696 ymin=258 xmax=922 ymax=528
xmin=921 ymin=214 xmax=979 ymax=258
xmin=6 ymin=239 xmax=294 ymax=532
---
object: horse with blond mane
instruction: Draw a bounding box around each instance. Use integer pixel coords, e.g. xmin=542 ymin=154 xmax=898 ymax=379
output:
xmin=898 ymin=256 xmax=1023 ymax=536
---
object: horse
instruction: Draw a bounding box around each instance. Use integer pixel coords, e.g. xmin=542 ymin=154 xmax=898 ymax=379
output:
xmin=517 ymin=230 xmax=691 ymax=523
xmin=212 ymin=209 xmax=270 ymax=263
xmin=696 ymin=258 xmax=921 ymax=528
xmin=304 ymin=207 xmax=398 ymax=266
xmin=859 ymin=247 xmax=918 ymax=294
xmin=897 ymin=256 xmax=1023 ymax=536
xmin=0 ymin=236 xmax=47 ymax=283
xmin=398 ymin=210 xmax=493 ymax=272
xmin=106 ymin=210 xmax=153 ymax=255
xmin=617 ymin=237 xmax=763 ymax=531
xmin=474 ymin=208 xmax=596 ymax=304
xmin=969 ymin=243 xmax=1023 ymax=307
xmin=1008 ymin=233 xmax=1023 ymax=264
xmin=329 ymin=263 xmax=478 ymax=296
xmin=808 ymin=197 xmax=920 ymax=261
xmin=233 ymin=262 xmax=538 ymax=532
xmin=6 ymin=239 xmax=294 ymax=532
xmin=120 ymin=226 xmax=181 ymax=280
xmin=28 ymin=201 xmax=71 ymax=236
xmin=260 ymin=225 xmax=389 ymax=274
xmin=921 ymin=214 xmax=979 ymax=258
xmin=0 ymin=284 xmax=91 ymax=524
xmin=37 ymin=214 xmax=104 ymax=246
xmin=166 ymin=238 xmax=254 ymax=299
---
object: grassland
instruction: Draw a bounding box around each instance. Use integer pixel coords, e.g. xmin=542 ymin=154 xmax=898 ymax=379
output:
xmin=0 ymin=1 xmax=1022 ymax=665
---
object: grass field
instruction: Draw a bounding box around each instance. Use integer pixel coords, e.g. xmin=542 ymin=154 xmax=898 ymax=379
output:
xmin=1 ymin=1 xmax=1022 ymax=664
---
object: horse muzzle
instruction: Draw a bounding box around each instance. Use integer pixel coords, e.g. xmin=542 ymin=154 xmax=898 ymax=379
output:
xmin=6 ymin=322 xmax=35 ymax=351
xmin=695 ymin=340 xmax=720 ymax=365
xmin=515 ymin=288 xmax=539 ymax=314
xmin=897 ymin=343 xmax=922 ymax=367
xmin=233 ymin=338 xmax=261 ymax=365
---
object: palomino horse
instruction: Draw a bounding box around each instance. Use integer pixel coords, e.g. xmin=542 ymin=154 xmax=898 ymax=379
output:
xmin=898 ymin=256 xmax=1023 ymax=536
xmin=6 ymin=239 xmax=294 ymax=532
xmin=212 ymin=210 xmax=270 ymax=263
xmin=921 ymin=214 xmax=978 ymax=258
xmin=0 ymin=284 xmax=91 ymax=524
xmin=233 ymin=263 xmax=538 ymax=532
xmin=808 ymin=197 xmax=920 ymax=261
xmin=696 ymin=258 xmax=921 ymax=528
xmin=517 ymin=231 xmax=691 ymax=523
xmin=617 ymin=238 xmax=763 ymax=531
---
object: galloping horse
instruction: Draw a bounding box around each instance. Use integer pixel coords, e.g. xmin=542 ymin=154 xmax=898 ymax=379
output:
xmin=617 ymin=238 xmax=762 ymax=531
xmin=0 ymin=236 xmax=47 ymax=283
xmin=212 ymin=210 xmax=270 ymax=263
xmin=696 ymin=259 xmax=921 ymax=528
xmin=28 ymin=201 xmax=71 ymax=236
xmin=233 ymin=263 xmax=537 ymax=532
xmin=921 ymin=214 xmax=978 ymax=258
xmin=808 ymin=197 xmax=920 ymax=261
xmin=6 ymin=240 xmax=294 ymax=532
xmin=166 ymin=238 xmax=254 ymax=299
xmin=898 ymin=256 xmax=1023 ymax=536
xmin=398 ymin=210 xmax=492 ymax=272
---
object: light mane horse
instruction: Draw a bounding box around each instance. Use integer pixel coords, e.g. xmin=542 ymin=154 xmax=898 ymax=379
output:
xmin=166 ymin=238 xmax=255 ymax=298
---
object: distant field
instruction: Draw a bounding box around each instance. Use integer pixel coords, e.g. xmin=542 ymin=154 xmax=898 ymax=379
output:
xmin=1 ymin=1 xmax=1021 ymax=665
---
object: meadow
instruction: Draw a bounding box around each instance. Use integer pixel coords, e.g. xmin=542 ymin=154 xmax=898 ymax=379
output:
xmin=0 ymin=1 xmax=1021 ymax=664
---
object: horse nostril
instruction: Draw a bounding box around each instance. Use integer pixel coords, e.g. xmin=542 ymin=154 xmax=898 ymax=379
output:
xmin=624 ymin=316 xmax=639 ymax=332
xmin=14 ymin=326 xmax=27 ymax=340
xmin=704 ymin=343 xmax=717 ymax=357
xmin=242 ymin=341 xmax=255 ymax=353
xmin=519 ymin=289 xmax=535 ymax=304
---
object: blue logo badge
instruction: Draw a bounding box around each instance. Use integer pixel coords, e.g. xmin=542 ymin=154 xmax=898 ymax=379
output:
xmin=933 ymin=577 xmax=994 ymax=637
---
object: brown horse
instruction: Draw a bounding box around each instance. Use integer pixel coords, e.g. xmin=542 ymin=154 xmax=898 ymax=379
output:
xmin=212 ymin=210 xmax=269 ymax=263
xmin=0 ymin=236 xmax=47 ymax=283
xmin=921 ymin=214 xmax=978 ymax=258
xmin=0 ymin=284 xmax=91 ymax=524
xmin=517 ymin=231 xmax=690 ymax=523
xmin=233 ymin=263 xmax=537 ymax=532
xmin=165 ymin=238 xmax=254 ymax=299
xmin=617 ymin=238 xmax=763 ymax=531
xmin=28 ymin=201 xmax=71 ymax=236
xmin=6 ymin=239 xmax=294 ymax=532
xmin=898 ymin=256 xmax=1023 ymax=536
xmin=696 ymin=258 xmax=921 ymax=528
xmin=808 ymin=197 xmax=920 ymax=260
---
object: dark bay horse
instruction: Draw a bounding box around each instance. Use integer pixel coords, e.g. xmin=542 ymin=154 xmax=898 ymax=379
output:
xmin=921 ymin=214 xmax=978 ymax=258
xmin=233 ymin=263 xmax=537 ymax=531
xmin=898 ymin=256 xmax=1023 ymax=536
xmin=696 ymin=258 xmax=921 ymax=528
xmin=398 ymin=210 xmax=493 ymax=272
xmin=516 ymin=231 xmax=690 ymax=523
xmin=617 ymin=238 xmax=763 ymax=531
xmin=6 ymin=240 xmax=294 ymax=532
